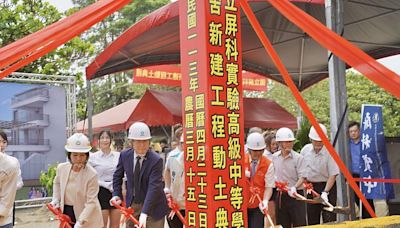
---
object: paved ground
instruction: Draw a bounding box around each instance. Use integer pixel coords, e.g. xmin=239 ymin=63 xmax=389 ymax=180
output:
xmin=15 ymin=206 xmax=170 ymax=228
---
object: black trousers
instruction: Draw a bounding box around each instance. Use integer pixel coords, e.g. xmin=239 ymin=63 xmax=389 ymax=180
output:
xmin=306 ymin=182 xmax=337 ymax=225
xmin=63 ymin=205 xmax=76 ymax=226
xmin=248 ymin=207 xmax=264 ymax=228
xmin=353 ymin=174 xmax=375 ymax=218
xmin=275 ymin=191 xmax=306 ymax=228
xmin=166 ymin=209 xmax=185 ymax=228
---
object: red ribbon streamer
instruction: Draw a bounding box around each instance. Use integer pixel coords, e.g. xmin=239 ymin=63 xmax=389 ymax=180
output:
xmin=275 ymin=181 xmax=289 ymax=193
xmin=246 ymin=179 xmax=271 ymax=217
xmin=303 ymin=182 xmax=320 ymax=198
xmin=111 ymin=201 xmax=139 ymax=225
xmin=167 ymin=197 xmax=188 ymax=226
xmin=354 ymin=178 xmax=400 ymax=184
xmin=46 ymin=203 xmax=72 ymax=228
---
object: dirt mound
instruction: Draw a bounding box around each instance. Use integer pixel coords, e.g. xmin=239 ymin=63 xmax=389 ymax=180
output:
xmin=15 ymin=206 xmax=57 ymax=227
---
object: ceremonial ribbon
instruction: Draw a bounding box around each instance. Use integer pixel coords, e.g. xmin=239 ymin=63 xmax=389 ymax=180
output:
xmin=247 ymin=180 xmax=275 ymax=227
xmin=46 ymin=203 xmax=72 ymax=228
xmin=303 ymin=182 xmax=319 ymax=197
xmin=274 ymin=181 xmax=288 ymax=193
xmin=111 ymin=201 xmax=139 ymax=225
xmin=167 ymin=197 xmax=188 ymax=226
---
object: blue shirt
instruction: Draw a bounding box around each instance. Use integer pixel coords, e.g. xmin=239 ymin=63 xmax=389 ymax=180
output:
xmin=349 ymin=139 xmax=361 ymax=174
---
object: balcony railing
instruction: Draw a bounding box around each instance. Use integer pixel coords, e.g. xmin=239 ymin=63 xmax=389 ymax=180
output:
xmin=14 ymin=114 xmax=49 ymax=123
xmin=7 ymin=138 xmax=50 ymax=146
xmin=11 ymin=88 xmax=49 ymax=103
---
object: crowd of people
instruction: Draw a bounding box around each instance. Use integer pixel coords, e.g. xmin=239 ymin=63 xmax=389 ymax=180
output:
xmin=0 ymin=120 xmax=380 ymax=228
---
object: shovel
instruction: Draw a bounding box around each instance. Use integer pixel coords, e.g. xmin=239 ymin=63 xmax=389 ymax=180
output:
xmin=311 ymin=195 xmax=351 ymax=214
xmin=304 ymin=182 xmax=351 ymax=214
xmin=292 ymin=191 xmax=321 ymax=204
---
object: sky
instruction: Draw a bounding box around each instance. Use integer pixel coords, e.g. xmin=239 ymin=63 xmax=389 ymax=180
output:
xmin=44 ymin=0 xmax=74 ymax=12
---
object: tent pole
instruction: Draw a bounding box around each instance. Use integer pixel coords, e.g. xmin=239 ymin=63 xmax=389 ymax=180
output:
xmin=86 ymin=79 xmax=93 ymax=143
xmin=161 ymin=126 xmax=170 ymax=139
xmin=325 ymin=0 xmax=355 ymax=221
xmin=297 ymin=35 xmax=306 ymax=129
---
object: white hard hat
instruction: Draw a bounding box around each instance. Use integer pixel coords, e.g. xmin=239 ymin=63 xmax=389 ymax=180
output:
xmin=65 ymin=133 xmax=92 ymax=153
xmin=309 ymin=123 xmax=328 ymax=141
xmin=128 ymin=122 xmax=151 ymax=140
xmin=246 ymin=132 xmax=266 ymax=150
xmin=276 ymin=127 xmax=295 ymax=142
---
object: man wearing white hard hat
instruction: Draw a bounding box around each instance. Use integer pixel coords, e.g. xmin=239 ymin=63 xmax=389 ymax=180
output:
xmin=272 ymin=127 xmax=306 ymax=228
xmin=163 ymin=134 xmax=185 ymax=228
xmin=244 ymin=132 xmax=275 ymax=228
xmin=51 ymin=133 xmax=103 ymax=228
xmin=300 ymin=123 xmax=339 ymax=225
xmin=111 ymin=122 xmax=168 ymax=228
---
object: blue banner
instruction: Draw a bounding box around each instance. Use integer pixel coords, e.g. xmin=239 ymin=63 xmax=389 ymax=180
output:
xmin=360 ymin=104 xmax=394 ymax=199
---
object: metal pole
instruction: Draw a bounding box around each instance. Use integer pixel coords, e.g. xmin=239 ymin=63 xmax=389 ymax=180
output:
xmin=86 ymin=79 xmax=93 ymax=142
xmin=297 ymin=36 xmax=306 ymax=129
xmin=325 ymin=0 xmax=356 ymax=221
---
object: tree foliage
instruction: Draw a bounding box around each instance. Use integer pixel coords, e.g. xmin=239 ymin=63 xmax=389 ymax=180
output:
xmin=265 ymin=72 xmax=400 ymax=137
xmin=39 ymin=163 xmax=57 ymax=195
xmin=71 ymin=0 xmax=171 ymax=120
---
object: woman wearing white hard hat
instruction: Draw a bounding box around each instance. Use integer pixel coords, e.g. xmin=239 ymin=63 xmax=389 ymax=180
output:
xmin=88 ymin=130 xmax=121 ymax=228
xmin=51 ymin=133 xmax=103 ymax=228
xmin=272 ymin=127 xmax=307 ymax=228
xmin=300 ymin=124 xmax=339 ymax=225
xmin=244 ymin=132 xmax=275 ymax=228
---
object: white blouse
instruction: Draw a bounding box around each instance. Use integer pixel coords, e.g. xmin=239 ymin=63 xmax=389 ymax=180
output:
xmin=88 ymin=150 xmax=120 ymax=191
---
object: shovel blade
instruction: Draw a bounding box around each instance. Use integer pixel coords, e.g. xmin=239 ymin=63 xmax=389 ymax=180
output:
xmin=323 ymin=206 xmax=351 ymax=214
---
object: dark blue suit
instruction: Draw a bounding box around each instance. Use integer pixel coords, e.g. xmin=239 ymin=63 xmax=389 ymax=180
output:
xmin=113 ymin=148 xmax=168 ymax=220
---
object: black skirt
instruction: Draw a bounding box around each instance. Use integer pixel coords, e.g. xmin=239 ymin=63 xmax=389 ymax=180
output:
xmin=98 ymin=186 xmax=115 ymax=210
xmin=270 ymin=188 xmax=277 ymax=201
xmin=63 ymin=205 xmax=76 ymax=226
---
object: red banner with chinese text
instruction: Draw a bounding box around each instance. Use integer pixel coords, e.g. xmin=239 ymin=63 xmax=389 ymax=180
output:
xmin=179 ymin=0 xmax=247 ymax=227
xmin=133 ymin=65 xmax=268 ymax=91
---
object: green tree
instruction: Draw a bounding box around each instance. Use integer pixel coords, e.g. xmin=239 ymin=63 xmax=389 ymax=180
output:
xmin=70 ymin=0 xmax=171 ymax=120
xmin=265 ymin=72 xmax=400 ymax=137
xmin=0 ymin=0 xmax=95 ymax=75
xmin=39 ymin=164 xmax=57 ymax=195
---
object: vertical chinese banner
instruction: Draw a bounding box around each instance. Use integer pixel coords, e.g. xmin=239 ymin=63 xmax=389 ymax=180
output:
xmin=360 ymin=104 xmax=395 ymax=199
xmin=179 ymin=0 xmax=247 ymax=227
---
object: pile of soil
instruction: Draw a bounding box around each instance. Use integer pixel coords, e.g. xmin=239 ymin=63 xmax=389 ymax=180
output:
xmin=15 ymin=206 xmax=58 ymax=227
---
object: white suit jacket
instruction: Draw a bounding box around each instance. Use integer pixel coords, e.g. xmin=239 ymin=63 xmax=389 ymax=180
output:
xmin=53 ymin=162 xmax=103 ymax=228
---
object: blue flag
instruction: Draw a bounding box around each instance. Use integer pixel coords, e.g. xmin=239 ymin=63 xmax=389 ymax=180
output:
xmin=360 ymin=104 xmax=394 ymax=199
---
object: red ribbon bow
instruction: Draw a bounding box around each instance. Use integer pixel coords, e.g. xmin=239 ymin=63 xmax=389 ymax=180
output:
xmin=275 ymin=181 xmax=289 ymax=193
xmin=111 ymin=201 xmax=139 ymax=225
xmin=167 ymin=197 xmax=188 ymax=226
xmin=249 ymin=185 xmax=261 ymax=204
xmin=303 ymin=182 xmax=320 ymax=197
xmin=47 ymin=203 xmax=72 ymax=228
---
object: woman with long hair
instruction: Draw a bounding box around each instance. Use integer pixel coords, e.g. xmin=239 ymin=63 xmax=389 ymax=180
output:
xmin=88 ymin=130 xmax=121 ymax=228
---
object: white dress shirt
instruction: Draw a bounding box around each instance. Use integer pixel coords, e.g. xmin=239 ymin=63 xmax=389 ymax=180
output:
xmin=300 ymin=143 xmax=340 ymax=182
xmin=88 ymin=150 xmax=120 ymax=191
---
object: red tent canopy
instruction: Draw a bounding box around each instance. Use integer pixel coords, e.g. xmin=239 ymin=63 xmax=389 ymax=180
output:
xmin=126 ymin=89 xmax=297 ymax=129
xmin=77 ymin=99 xmax=139 ymax=134
xmin=86 ymin=0 xmax=400 ymax=91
